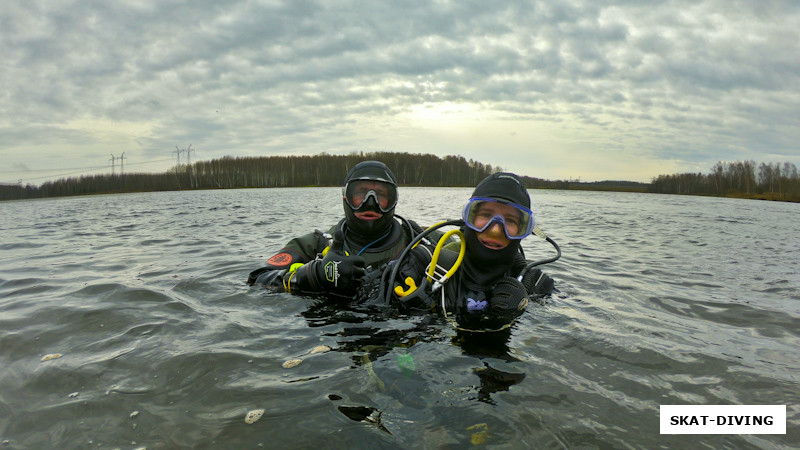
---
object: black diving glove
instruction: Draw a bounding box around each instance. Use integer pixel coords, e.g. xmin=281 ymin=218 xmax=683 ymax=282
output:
xmin=489 ymin=277 xmax=530 ymax=318
xmin=520 ymin=268 xmax=554 ymax=298
xmin=284 ymin=230 xmax=366 ymax=297
xmin=454 ymin=277 xmax=529 ymax=332
xmin=248 ymin=267 xmax=287 ymax=288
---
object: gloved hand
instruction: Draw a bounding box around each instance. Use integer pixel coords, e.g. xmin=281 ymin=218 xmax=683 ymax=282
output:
xmin=248 ymin=267 xmax=287 ymax=287
xmin=284 ymin=230 xmax=366 ymax=297
xmin=453 ymin=277 xmax=528 ymax=331
xmin=489 ymin=277 xmax=530 ymax=317
xmin=520 ymin=268 xmax=554 ymax=297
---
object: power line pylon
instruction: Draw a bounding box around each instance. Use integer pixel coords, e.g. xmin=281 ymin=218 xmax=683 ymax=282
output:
xmin=185 ymin=144 xmax=194 ymax=166
xmin=173 ymin=146 xmax=185 ymax=166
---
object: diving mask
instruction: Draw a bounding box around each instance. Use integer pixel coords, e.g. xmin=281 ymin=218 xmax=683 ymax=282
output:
xmin=343 ymin=179 xmax=398 ymax=213
xmin=462 ymin=197 xmax=535 ymax=240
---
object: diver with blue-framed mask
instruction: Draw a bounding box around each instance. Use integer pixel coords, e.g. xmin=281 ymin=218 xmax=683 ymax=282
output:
xmin=370 ymin=172 xmax=557 ymax=331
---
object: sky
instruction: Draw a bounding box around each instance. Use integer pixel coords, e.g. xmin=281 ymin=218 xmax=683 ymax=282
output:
xmin=2 ymin=0 xmax=799 ymax=185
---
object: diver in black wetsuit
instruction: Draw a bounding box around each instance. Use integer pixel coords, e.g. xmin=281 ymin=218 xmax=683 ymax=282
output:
xmin=247 ymin=160 xmax=432 ymax=298
xmin=379 ymin=172 xmax=556 ymax=331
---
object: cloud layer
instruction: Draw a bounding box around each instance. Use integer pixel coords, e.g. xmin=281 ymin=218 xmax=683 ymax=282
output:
xmin=2 ymin=0 xmax=799 ymax=183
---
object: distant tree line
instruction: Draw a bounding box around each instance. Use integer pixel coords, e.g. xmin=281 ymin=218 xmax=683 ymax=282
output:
xmin=648 ymin=160 xmax=800 ymax=201
xmin=3 ymin=153 xmax=797 ymax=203
xmin=3 ymin=152 xmax=559 ymax=201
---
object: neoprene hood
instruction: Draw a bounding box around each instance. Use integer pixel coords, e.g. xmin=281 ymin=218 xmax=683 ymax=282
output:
xmin=470 ymin=172 xmax=530 ymax=208
xmin=342 ymin=161 xmax=398 ymax=239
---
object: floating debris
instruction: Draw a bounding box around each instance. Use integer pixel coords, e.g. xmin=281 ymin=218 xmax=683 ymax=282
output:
xmin=468 ymin=423 xmax=490 ymax=445
xmin=397 ymin=353 xmax=416 ymax=375
xmin=337 ymin=405 xmax=391 ymax=434
xmin=245 ymin=409 xmax=265 ymax=424
xmin=40 ymin=353 xmax=62 ymax=362
xmin=282 ymin=358 xmax=303 ymax=369
xmin=360 ymin=354 xmax=385 ymax=392
xmin=130 ymin=411 xmax=140 ymax=418
xmin=311 ymin=345 xmax=331 ymax=354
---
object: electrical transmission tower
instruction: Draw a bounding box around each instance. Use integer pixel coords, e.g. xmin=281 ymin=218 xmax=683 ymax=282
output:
xmin=173 ymin=146 xmax=185 ymax=166
xmin=185 ymin=144 xmax=194 ymax=166
xmin=110 ymin=153 xmax=128 ymax=175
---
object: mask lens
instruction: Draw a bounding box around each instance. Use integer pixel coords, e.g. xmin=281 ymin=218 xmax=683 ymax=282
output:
xmin=462 ymin=197 xmax=534 ymax=239
xmin=345 ymin=180 xmax=397 ymax=212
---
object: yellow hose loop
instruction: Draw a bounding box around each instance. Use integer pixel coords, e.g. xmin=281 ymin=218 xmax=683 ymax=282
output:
xmin=427 ymin=229 xmax=465 ymax=283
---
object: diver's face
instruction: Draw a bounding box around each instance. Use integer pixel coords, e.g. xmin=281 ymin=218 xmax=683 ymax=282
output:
xmin=473 ymin=202 xmax=519 ymax=250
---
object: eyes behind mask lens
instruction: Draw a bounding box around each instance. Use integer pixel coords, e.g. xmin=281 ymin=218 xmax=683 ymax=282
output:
xmin=345 ymin=180 xmax=397 ymax=212
xmin=462 ymin=197 xmax=534 ymax=239
xmin=351 ymin=187 xmax=390 ymax=208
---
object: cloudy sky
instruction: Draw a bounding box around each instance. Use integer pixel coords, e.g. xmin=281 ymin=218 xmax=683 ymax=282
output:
xmin=2 ymin=0 xmax=799 ymax=184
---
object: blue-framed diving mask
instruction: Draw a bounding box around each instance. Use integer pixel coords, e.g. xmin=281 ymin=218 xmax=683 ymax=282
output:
xmin=462 ymin=197 xmax=535 ymax=240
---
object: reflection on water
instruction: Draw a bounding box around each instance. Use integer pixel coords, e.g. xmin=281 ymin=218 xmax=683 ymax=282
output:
xmin=0 ymin=188 xmax=798 ymax=448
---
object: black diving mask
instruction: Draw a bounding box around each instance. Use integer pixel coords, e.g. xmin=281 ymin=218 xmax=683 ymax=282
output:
xmin=343 ymin=179 xmax=398 ymax=213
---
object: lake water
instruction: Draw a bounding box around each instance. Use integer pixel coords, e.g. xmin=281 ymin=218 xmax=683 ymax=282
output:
xmin=1 ymin=188 xmax=798 ymax=449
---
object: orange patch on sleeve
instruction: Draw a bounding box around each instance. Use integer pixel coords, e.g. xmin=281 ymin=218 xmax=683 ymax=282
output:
xmin=267 ymin=252 xmax=294 ymax=267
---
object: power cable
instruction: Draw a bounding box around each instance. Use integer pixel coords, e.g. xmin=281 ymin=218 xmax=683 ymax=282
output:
xmin=3 ymin=158 xmax=174 ymax=183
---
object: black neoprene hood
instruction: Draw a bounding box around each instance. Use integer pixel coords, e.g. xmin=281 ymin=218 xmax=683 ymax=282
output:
xmin=343 ymin=160 xmax=398 ymax=187
xmin=471 ymin=172 xmax=530 ymax=209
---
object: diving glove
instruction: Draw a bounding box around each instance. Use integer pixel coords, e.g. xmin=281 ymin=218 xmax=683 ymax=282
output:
xmin=489 ymin=277 xmax=530 ymax=317
xmin=284 ymin=230 xmax=366 ymax=297
xmin=249 ymin=267 xmax=287 ymax=287
xmin=520 ymin=268 xmax=554 ymax=297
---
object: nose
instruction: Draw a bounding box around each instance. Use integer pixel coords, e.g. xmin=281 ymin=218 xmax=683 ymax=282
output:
xmin=487 ymin=220 xmax=505 ymax=234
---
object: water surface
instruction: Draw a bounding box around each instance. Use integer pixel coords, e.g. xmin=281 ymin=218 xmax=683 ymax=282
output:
xmin=1 ymin=188 xmax=798 ymax=448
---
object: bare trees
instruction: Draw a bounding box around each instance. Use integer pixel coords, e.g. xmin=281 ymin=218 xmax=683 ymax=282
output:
xmin=3 ymin=152 xmax=499 ymax=200
xmin=650 ymin=160 xmax=799 ymax=200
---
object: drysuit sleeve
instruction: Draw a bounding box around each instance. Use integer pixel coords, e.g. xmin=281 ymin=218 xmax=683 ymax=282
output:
xmin=247 ymin=247 xmax=307 ymax=287
xmin=247 ymin=230 xmax=330 ymax=287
